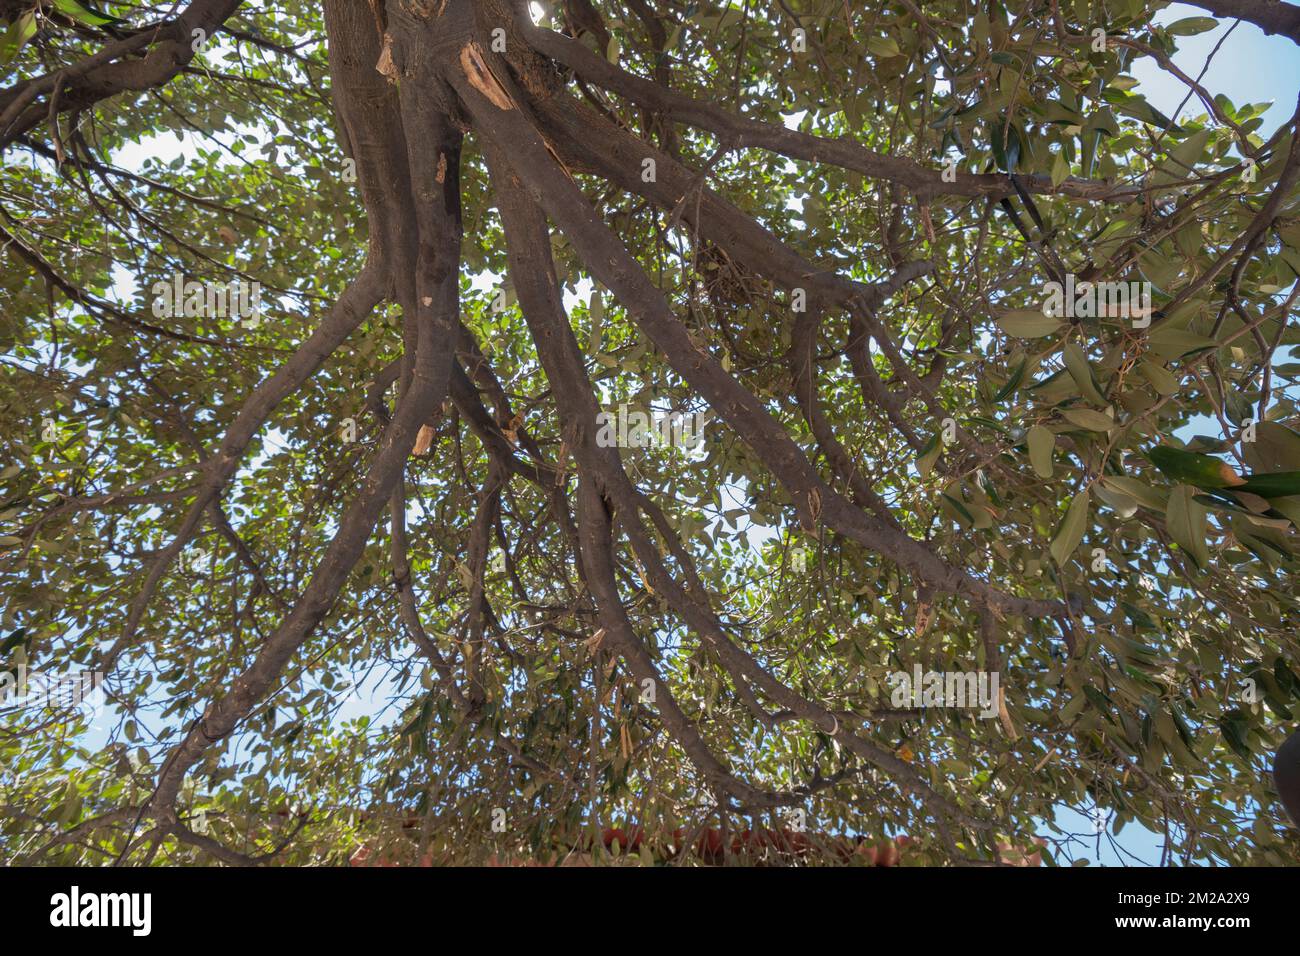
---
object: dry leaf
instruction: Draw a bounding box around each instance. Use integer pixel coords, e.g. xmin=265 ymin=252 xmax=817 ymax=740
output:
xmin=997 ymin=685 xmax=1019 ymax=740
xmin=1031 ymin=747 xmax=1057 ymax=773
xmin=502 ymin=412 xmax=522 ymax=446
xmin=412 ymin=423 xmax=435 ymax=456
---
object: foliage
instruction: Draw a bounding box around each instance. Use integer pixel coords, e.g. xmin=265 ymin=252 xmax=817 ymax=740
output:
xmin=1 ymin=0 xmax=1298 ymax=866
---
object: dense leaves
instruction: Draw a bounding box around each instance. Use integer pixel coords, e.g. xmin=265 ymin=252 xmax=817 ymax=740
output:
xmin=1 ymin=0 xmax=1298 ymax=866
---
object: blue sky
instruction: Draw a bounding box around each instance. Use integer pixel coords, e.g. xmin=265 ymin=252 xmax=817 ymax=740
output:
xmin=1134 ymin=4 xmax=1300 ymax=137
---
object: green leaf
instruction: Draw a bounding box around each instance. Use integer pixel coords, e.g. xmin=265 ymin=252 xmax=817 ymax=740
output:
xmin=916 ymin=433 xmax=942 ymax=478
xmin=1165 ymin=16 xmax=1220 ymax=35
xmin=1137 ymin=360 xmax=1178 ymax=396
xmin=992 ymin=359 xmax=1026 ymax=402
xmin=997 ymin=310 xmax=1061 ymax=338
xmin=55 ymin=780 xmax=83 ymax=827
xmin=941 ymin=492 xmax=976 ymax=527
xmin=0 ymin=12 xmax=38 ymax=68
xmin=0 ymin=627 xmax=27 ymax=655
xmin=1149 ymin=445 xmax=1244 ymax=488
xmin=1218 ymin=710 xmax=1252 ymax=761
xmin=1027 ymin=425 xmax=1054 ymax=478
xmin=865 ymin=35 xmax=902 ymax=57
xmin=1167 ymin=128 xmax=1213 ymax=174
xmin=1276 ymin=658 xmax=1299 ymax=698
xmin=991 ymin=121 xmax=1022 ymax=172
xmin=1095 ymin=481 xmax=1138 ymax=517
xmin=1108 ymin=94 xmax=1179 ymax=132
xmin=1027 ymin=367 xmax=1080 ymax=405
xmin=1082 ymin=684 xmax=1112 ymax=716
xmin=1062 ymin=341 xmax=1107 ymax=406
xmin=1242 ymin=422 xmax=1300 ymax=473
xmin=53 ymin=0 xmax=124 ymax=26
xmin=1166 ymin=484 xmax=1210 ymax=569
xmin=1235 ymin=470 xmax=1300 ymax=499
xmin=1267 ymin=495 xmax=1300 ymax=529
xmin=1146 ymin=327 xmax=1218 ymax=360
xmin=1102 ymin=475 xmax=1167 ymax=509
xmin=1050 ymin=489 xmax=1089 ymax=566
xmin=1170 ymin=704 xmax=1196 ymax=751
xmin=1061 ymin=407 xmax=1115 ymax=432
xmin=1051 ymin=150 xmax=1070 ymax=188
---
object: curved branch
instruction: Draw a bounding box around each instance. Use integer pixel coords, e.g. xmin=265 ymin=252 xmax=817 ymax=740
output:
xmin=1186 ymin=0 xmax=1300 ymax=42
xmin=487 ymin=141 xmax=991 ymax=832
xmin=448 ymin=46 xmax=1063 ymax=619
xmin=0 ymin=0 xmax=246 ymax=149
xmin=518 ymin=20 xmax=1138 ymax=202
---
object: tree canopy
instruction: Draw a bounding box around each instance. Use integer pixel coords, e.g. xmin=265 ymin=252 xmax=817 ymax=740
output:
xmin=2 ymin=0 xmax=1300 ymax=866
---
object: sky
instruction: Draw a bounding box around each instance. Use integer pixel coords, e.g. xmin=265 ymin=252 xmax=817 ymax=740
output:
xmin=1133 ymin=4 xmax=1300 ymax=137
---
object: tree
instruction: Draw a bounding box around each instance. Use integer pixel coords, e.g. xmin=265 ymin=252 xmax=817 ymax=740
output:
xmin=1 ymin=0 xmax=1298 ymax=867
